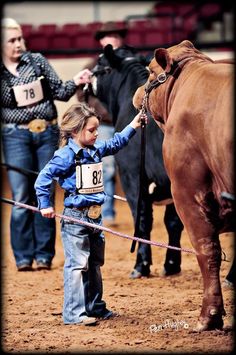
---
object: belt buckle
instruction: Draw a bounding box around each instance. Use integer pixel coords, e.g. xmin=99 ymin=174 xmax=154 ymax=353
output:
xmin=28 ymin=119 xmax=47 ymax=133
xmin=87 ymin=205 xmax=101 ymax=219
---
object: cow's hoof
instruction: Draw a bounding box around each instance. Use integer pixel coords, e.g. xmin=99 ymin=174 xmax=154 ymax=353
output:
xmin=160 ymin=266 xmax=181 ymax=277
xmin=193 ymin=314 xmax=224 ymax=332
xmin=129 ymin=269 xmax=142 ymax=279
xmin=193 ymin=321 xmax=209 ymax=332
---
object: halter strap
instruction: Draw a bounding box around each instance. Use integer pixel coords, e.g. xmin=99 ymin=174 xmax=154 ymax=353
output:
xmin=144 ymin=59 xmax=190 ymax=95
xmin=142 ymin=57 xmax=193 ymax=117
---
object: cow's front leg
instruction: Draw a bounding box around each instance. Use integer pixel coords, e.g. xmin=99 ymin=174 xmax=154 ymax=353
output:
xmin=172 ymin=189 xmax=225 ymax=330
xmin=163 ymin=138 xmax=226 ymax=330
xmin=172 ymin=191 xmax=225 ymax=330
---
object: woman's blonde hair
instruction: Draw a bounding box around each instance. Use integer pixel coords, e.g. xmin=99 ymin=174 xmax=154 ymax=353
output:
xmin=1 ymin=18 xmax=22 ymax=31
xmin=59 ymin=103 xmax=101 ymax=147
xmin=1 ymin=17 xmax=26 ymax=51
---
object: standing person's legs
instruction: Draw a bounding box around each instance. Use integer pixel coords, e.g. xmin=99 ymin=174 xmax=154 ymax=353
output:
xmin=2 ymin=126 xmax=35 ymax=269
xmin=98 ymin=124 xmax=116 ymax=221
xmin=33 ymin=125 xmax=59 ymax=267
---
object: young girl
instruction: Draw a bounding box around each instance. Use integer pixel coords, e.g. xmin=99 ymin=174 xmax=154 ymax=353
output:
xmin=35 ymin=102 xmax=147 ymax=326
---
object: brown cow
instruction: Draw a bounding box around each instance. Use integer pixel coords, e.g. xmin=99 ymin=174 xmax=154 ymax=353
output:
xmin=133 ymin=40 xmax=234 ymax=331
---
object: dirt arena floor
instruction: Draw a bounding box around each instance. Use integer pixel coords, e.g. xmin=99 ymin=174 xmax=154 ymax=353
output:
xmin=1 ymin=170 xmax=235 ymax=354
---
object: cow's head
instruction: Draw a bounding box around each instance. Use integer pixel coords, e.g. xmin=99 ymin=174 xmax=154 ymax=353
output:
xmin=133 ymin=40 xmax=212 ymax=117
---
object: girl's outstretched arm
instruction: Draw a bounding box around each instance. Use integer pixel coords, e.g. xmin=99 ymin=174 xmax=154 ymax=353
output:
xmin=129 ymin=112 xmax=148 ymax=129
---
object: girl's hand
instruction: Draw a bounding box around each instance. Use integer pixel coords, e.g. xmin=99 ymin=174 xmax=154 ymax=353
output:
xmin=40 ymin=207 xmax=55 ymax=218
xmin=73 ymin=69 xmax=92 ymax=86
xmin=129 ymin=112 xmax=148 ymax=129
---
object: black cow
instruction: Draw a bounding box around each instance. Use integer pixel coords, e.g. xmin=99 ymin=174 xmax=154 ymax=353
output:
xmin=92 ymin=45 xmax=184 ymax=278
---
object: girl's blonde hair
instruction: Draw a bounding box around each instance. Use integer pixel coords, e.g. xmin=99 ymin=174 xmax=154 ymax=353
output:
xmin=59 ymin=103 xmax=101 ymax=147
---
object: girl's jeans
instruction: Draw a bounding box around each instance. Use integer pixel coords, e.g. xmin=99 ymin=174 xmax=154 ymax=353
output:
xmin=61 ymin=207 xmax=107 ymax=324
xmin=2 ymin=124 xmax=58 ymax=267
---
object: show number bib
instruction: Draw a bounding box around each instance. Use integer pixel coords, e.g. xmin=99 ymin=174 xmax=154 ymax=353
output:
xmin=12 ymin=78 xmax=44 ymax=107
xmin=76 ymin=162 xmax=104 ymax=194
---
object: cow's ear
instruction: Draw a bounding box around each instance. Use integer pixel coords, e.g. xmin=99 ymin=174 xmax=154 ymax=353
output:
xmin=179 ymin=40 xmax=194 ymax=49
xmin=154 ymin=48 xmax=173 ymax=72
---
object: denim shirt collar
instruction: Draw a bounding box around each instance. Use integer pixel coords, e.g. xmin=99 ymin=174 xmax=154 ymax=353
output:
xmin=68 ymin=138 xmax=98 ymax=158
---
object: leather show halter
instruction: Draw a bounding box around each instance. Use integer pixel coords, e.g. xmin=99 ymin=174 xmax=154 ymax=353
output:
xmin=142 ymin=57 xmax=192 ymax=117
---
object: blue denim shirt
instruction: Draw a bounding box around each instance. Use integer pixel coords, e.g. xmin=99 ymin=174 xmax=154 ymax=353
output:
xmin=35 ymin=124 xmax=136 ymax=209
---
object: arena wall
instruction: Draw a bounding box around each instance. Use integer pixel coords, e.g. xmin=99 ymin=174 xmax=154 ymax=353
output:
xmin=3 ymin=1 xmax=155 ymax=25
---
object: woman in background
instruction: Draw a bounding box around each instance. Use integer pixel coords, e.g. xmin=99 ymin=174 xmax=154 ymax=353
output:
xmin=1 ymin=17 xmax=91 ymax=271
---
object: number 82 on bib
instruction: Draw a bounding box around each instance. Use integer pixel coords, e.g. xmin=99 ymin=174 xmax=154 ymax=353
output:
xmin=76 ymin=162 xmax=104 ymax=194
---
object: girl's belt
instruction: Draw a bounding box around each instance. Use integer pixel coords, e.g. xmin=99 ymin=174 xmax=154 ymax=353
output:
xmin=74 ymin=205 xmax=102 ymax=219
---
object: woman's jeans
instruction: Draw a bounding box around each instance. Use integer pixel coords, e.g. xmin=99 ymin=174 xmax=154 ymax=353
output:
xmin=61 ymin=207 xmax=107 ymax=324
xmin=98 ymin=124 xmax=116 ymax=220
xmin=2 ymin=124 xmax=58 ymax=267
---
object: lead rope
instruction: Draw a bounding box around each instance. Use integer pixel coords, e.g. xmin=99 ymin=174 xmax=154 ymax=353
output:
xmin=0 ymin=197 xmax=197 ymax=255
xmin=130 ymin=92 xmax=148 ymax=253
